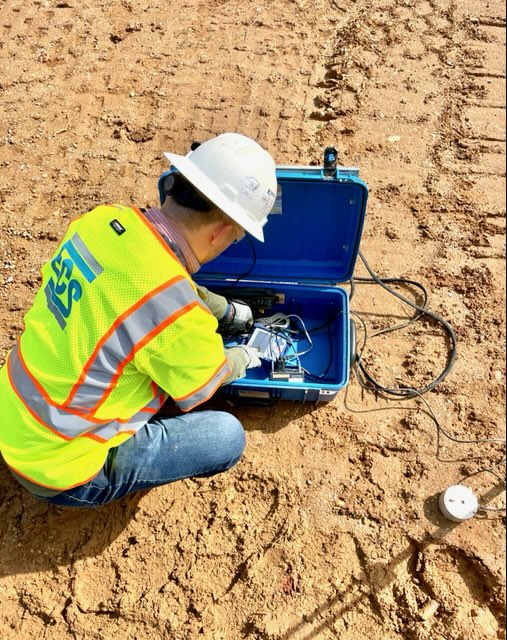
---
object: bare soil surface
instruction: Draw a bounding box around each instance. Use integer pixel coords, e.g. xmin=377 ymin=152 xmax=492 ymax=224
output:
xmin=0 ymin=1 xmax=505 ymax=639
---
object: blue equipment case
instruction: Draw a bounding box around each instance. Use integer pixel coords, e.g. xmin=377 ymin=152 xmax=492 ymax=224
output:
xmin=158 ymin=159 xmax=368 ymax=404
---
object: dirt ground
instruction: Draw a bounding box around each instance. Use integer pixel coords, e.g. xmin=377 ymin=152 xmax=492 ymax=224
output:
xmin=0 ymin=0 xmax=505 ymax=638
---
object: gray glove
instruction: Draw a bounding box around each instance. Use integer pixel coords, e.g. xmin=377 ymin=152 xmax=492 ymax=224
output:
xmin=224 ymin=346 xmax=262 ymax=383
xmin=237 ymin=345 xmax=262 ymax=369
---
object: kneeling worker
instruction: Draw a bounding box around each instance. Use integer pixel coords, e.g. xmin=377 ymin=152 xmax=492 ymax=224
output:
xmin=0 ymin=132 xmax=277 ymax=508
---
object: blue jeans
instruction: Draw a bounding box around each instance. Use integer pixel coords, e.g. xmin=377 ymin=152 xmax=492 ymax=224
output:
xmin=40 ymin=410 xmax=245 ymax=508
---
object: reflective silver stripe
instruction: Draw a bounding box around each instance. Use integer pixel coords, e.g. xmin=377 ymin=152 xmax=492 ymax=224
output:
xmin=72 ymin=233 xmax=104 ymax=277
xmin=9 ymin=343 xmax=107 ymax=439
xmin=90 ymin=396 xmax=161 ymax=440
xmin=69 ymin=277 xmax=199 ymax=408
xmin=8 ymin=344 xmax=153 ymax=441
xmin=175 ymin=360 xmax=231 ymax=412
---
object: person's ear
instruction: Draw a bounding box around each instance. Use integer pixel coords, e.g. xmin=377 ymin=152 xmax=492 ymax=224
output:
xmin=210 ymin=222 xmax=234 ymax=247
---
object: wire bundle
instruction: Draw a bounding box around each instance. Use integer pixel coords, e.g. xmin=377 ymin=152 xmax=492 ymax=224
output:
xmin=351 ymin=251 xmax=505 ymax=513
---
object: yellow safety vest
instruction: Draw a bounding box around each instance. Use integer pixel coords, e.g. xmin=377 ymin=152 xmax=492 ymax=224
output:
xmin=0 ymin=205 xmax=230 ymax=491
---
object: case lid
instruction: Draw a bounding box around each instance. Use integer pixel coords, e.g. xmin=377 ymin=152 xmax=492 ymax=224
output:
xmin=158 ymin=166 xmax=368 ymax=285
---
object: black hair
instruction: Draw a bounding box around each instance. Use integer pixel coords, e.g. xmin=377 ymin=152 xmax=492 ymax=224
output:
xmin=168 ymin=173 xmax=214 ymax=212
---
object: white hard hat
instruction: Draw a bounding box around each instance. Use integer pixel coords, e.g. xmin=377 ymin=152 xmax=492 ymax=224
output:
xmin=164 ymin=133 xmax=277 ymax=242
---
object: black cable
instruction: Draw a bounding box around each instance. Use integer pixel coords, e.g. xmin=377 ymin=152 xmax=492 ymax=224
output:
xmin=353 ymin=278 xmax=429 ymax=342
xmin=458 ymin=458 xmax=506 ymax=513
xmin=404 ymin=388 xmax=506 ymax=446
xmin=254 ymin=309 xmax=337 ymax=382
xmin=352 ymin=310 xmax=506 ymax=447
xmin=352 ymin=250 xmax=458 ymax=399
xmin=350 ymin=256 xmax=505 ymax=515
xmin=303 ymin=307 xmax=340 ymax=380
xmin=349 ymin=276 xmax=356 ymax=301
xmin=354 ymin=276 xmax=429 ymax=313
xmin=463 ymin=457 xmax=507 ymax=491
xmin=307 ymin=308 xmax=343 ymax=334
xmin=231 ymin=235 xmax=257 ymax=284
xmin=303 ymin=317 xmax=334 ymax=381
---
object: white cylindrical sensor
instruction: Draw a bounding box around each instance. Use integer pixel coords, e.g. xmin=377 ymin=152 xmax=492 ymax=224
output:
xmin=439 ymin=485 xmax=479 ymax=522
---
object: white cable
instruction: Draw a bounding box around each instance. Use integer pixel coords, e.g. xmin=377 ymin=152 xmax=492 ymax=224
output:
xmin=276 ymin=314 xmax=313 ymax=358
xmin=255 ymin=313 xmax=291 ymax=330
xmin=251 ymin=313 xmax=313 ymax=377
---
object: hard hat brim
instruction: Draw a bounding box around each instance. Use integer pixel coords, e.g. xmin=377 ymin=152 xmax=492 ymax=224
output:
xmin=164 ymin=152 xmax=266 ymax=242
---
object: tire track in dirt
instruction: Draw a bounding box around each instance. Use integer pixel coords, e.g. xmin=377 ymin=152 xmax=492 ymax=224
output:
xmin=299 ymin=0 xmax=507 ymax=637
xmin=169 ymin=0 xmax=340 ymax=161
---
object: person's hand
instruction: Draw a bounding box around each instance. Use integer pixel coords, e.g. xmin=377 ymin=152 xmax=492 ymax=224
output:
xmin=238 ymin=345 xmax=262 ymax=369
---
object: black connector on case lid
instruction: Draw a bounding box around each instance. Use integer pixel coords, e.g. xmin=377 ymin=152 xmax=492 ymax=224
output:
xmin=324 ymin=147 xmax=338 ymax=177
